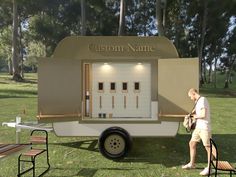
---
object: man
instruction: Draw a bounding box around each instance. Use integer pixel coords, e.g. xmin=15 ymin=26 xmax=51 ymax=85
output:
xmin=182 ymin=88 xmax=211 ymax=176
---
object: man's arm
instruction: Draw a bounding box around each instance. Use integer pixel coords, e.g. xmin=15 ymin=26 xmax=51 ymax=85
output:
xmin=194 ymin=108 xmax=207 ymax=119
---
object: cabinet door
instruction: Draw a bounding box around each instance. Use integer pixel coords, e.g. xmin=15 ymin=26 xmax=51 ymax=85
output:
xmin=158 ymin=58 xmax=199 ymax=116
xmin=38 ymin=58 xmax=82 ymax=122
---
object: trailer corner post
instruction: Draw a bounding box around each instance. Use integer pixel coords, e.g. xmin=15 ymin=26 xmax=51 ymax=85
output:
xmin=16 ymin=116 xmax=21 ymax=144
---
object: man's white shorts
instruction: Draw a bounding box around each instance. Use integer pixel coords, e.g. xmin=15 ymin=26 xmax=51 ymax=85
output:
xmin=191 ymin=129 xmax=211 ymax=146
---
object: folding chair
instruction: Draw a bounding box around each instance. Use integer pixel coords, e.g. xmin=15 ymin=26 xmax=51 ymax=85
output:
xmin=208 ymin=138 xmax=236 ymax=177
xmin=18 ymin=129 xmax=50 ymax=177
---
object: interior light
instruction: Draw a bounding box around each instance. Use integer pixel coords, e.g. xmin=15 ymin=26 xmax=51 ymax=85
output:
xmin=135 ymin=63 xmax=144 ymax=71
xmin=101 ymin=63 xmax=112 ymax=73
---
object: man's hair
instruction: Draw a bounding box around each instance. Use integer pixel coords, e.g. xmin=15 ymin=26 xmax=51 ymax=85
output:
xmin=188 ymin=88 xmax=198 ymax=95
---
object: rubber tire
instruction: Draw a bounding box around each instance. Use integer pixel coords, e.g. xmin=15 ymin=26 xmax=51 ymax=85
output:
xmin=98 ymin=127 xmax=132 ymax=160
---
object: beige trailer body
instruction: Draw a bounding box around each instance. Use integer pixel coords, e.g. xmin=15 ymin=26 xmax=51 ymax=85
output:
xmin=37 ymin=36 xmax=198 ymax=138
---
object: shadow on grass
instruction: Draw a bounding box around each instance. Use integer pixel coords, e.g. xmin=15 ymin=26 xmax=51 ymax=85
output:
xmin=55 ymin=139 xmax=99 ymax=152
xmin=10 ymin=77 xmax=37 ymax=84
xmin=124 ymin=134 xmax=236 ymax=167
xmin=44 ymin=167 xmax=98 ymax=177
xmin=55 ymin=134 xmax=236 ymax=168
xmin=201 ymin=88 xmax=236 ymax=98
xmin=21 ymin=79 xmax=37 ymax=84
xmin=47 ymin=167 xmax=138 ymax=177
xmin=0 ymin=81 xmax=8 ymax=84
xmin=0 ymin=89 xmax=37 ymax=98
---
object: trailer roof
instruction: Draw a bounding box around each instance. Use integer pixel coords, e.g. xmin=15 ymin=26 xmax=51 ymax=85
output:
xmin=52 ymin=36 xmax=179 ymax=60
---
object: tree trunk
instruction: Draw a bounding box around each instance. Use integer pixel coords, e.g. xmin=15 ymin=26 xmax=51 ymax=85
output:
xmin=80 ymin=0 xmax=86 ymax=36
xmin=156 ymin=0 xmax=165 ymax=36
xmin=118 ymin=0 xmax=125 ymax=36
xmin=214 ymin=57 xmax=217 ymax=88
xmin=203 ymin=57 xmax=207 ymax=83
xmin=8 ymin=56 xmax=13 ymax=75
xmin=12 ymin=0 xmax=23 ymax=81
xmin=19 ymin=22 xmax=24 ymax=78
xmin=162 ymin=0 xmax=167 ymax=29
xmin=224 ymin=57 xmax=236 ymax=88
xmin=224 ymin=69 xmax=230 ymax=88
xmin=198 ymin=0 xmax=208 ymax=86
xmin=207 ymin=62 xmax=212 ymax=83
xmin=174 ymin=0 xmax=183 ymax=53
xmin=207 ymin=51 xmax=215 ymax=84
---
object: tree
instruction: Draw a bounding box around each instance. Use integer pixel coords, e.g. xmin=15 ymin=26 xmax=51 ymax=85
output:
xmin=126 ymin=0 xmax=156 ymax=36
xmin=28 ymin=11 xmax=69 ymax=56
xmin=204 ymin=5 xmax=230 ymax=85
xmin=1 ymin=0 xmax=235 ymax=88
xmin=0 ymin=1 xmax=14 ymax=74
xmin=223 ymin=27 xmax=236 ymax=88
xmin=0 ymin=27 xmax=12 ymax=73
xmin=197 ymin=0 xmax=208 ymax=85
xmin=12 ymin=0 xmax=23 ymax=81
xmin=163 ymin=2 xmax=188 ymax=61
xmin=0 ymin=0 xmax=12 ymax=29
xmin=24 ymin=41 xmax=46 ymax=72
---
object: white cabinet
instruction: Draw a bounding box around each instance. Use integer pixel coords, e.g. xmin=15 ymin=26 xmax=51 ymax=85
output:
xmin=92 ymin=63 xmax=151 ymax=118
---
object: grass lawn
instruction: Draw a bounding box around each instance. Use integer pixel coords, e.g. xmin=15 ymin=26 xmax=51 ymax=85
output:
xmin=0 ymin=72 xmax=236 ymax=177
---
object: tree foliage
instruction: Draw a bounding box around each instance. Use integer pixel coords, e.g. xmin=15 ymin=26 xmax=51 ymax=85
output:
xmin=0 ymin=26 xmax=12 ymax=72
xmin=0 ymin=0 xmax=235 ymax=87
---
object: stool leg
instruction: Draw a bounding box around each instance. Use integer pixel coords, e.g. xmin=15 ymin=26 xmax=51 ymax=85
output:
xmin=18 ymin=154 xmax=22 ymax=177
xmin=32 ymin=157 xmax=35 ymax=177
xmin=47 ymin=150 xmax=50 ymax=168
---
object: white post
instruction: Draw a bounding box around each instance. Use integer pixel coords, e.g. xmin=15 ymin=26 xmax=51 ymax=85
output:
xmin=151 ymin=101 xmax=158 ymax=120
xmin=16 ymin=116 xmax=21 ymax=144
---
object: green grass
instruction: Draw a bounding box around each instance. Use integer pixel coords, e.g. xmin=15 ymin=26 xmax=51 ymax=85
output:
xmin=0 ymin=72 xmax=236 ymax=177
xmin=0 ymin=73 xmax=37 ymax=99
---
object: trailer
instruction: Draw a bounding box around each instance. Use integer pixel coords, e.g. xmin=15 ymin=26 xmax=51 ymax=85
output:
xmin=37 ymin=36 xmax=199 ymax=159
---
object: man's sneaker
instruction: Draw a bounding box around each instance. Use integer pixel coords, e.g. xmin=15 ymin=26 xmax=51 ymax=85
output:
xmin=182 ymin=163 xmax=196 ymax=169
xmin=200 ymin=167 xmax=210 ymax=176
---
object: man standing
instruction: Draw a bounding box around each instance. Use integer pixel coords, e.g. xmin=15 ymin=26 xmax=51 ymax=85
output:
xmin=182 ymin=88 xmax=211 ymax=176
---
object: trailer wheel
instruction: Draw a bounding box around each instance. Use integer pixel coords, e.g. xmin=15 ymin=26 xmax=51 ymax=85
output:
xmin=99 ymin=127 xmax=132 ymax=160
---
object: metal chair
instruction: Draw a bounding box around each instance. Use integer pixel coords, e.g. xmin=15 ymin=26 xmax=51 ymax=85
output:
xmin=208 ymin=138 xmax=236 ymax=177
xmin=18 ymin=129 xmax=50 ymax=177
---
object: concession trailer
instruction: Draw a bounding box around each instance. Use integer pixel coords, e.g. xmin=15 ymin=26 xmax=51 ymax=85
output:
xmin=37 ymin=36 xmax=199 ymax=159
